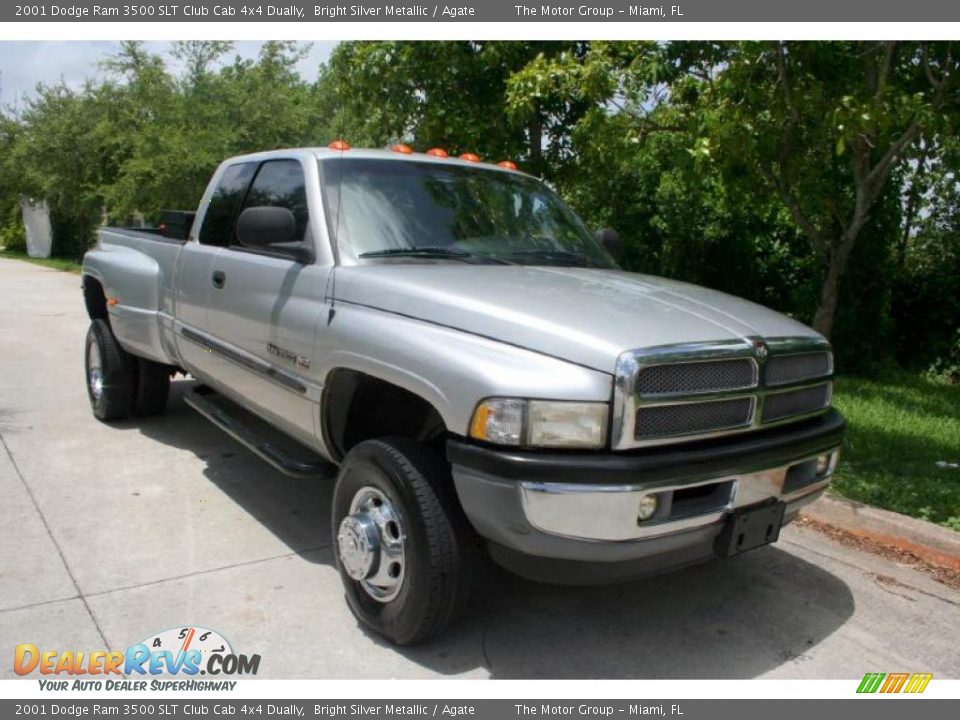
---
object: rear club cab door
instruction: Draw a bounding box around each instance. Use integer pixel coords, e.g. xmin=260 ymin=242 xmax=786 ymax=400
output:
xmin=203 ymin=156 xmax=331 ymax=449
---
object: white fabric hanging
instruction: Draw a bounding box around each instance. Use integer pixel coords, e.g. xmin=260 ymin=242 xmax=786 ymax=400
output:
xmin=20 ymin=197 xmax=53 ymax=258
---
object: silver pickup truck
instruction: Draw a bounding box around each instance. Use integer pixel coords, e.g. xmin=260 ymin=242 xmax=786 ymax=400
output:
xmin=82 ymin=146 xmax=845 ymax=644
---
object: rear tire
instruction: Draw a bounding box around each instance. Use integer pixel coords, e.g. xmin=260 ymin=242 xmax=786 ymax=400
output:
xmin=85 ymin=319 xmax=135 ymax=421
xmin=134 ymin=358 xmax=171 ymax=416
xmin=332 ymin=438 xmax=478 ymax=645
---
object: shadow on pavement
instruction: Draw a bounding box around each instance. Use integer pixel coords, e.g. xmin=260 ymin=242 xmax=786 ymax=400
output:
xmin=137 ymin=381 xmax=336 ymax=555
xmin=137 ymin=380 xmax=855 ymax=679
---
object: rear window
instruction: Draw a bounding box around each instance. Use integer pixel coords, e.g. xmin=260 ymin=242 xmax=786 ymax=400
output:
xmin=198 ymin=163 xmax=256 ymax=246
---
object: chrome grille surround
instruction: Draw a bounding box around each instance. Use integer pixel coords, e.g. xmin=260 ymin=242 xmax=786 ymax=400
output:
xmin=612 ymin=336 xmax=833 ymax=449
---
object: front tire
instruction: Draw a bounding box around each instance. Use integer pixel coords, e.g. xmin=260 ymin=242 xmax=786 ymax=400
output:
xmin=332 ymin=438 xmax=477 ymax=645
xmin=85 ymin=319 xmax=135 ymax=421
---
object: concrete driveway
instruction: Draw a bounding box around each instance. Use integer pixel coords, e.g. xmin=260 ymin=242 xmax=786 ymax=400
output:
xmin=1 ymin=256 xmax=958 ymax=679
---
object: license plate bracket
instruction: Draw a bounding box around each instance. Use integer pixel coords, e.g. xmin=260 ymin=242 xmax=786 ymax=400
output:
xmin=715 ymin=501 xmax=786 ymax=558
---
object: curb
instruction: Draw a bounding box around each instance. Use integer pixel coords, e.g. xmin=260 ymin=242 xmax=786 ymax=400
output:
xmin=801 ymin=494 xmax=960 ymax=570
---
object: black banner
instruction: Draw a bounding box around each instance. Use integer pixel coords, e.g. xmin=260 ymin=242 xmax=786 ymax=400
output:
xmin=6 ymin=0 xmax=960 ymax=23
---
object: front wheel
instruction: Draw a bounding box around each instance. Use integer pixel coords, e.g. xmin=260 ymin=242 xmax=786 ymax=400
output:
xmin=332 ymin=438 xmax=478 ymax=645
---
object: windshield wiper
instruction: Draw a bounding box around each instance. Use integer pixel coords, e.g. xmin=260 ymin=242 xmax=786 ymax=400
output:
xmin=359 ymin=246 xmax=471 ymax=259
xmin=359 ymin=247 xmax=511 ymax=264
xmin=506 ymin=249 xmax=599 ymax=266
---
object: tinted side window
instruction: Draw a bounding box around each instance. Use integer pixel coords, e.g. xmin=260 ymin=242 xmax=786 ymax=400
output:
xmin=198 ymin=163 xmax=256 ymax=246
xmin=237 ymin=160 xmax=309 ymax=246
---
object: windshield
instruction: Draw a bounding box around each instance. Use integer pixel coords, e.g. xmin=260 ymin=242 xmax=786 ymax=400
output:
xmin=321 ymin=157 xmax=616 ymax=269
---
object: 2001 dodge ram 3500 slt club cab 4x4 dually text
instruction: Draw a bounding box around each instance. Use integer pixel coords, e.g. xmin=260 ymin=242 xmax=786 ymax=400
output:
xmin=82 ymin=145 xmax=845 ymax=645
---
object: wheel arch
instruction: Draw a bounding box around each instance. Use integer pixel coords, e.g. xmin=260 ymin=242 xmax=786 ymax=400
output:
xmin=321 ymin=368 xmax=449 ymax=463
xmin=82 ymin=274 xmax=109 ymax=323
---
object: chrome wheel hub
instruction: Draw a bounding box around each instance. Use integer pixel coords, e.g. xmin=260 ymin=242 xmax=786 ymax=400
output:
xmin=337 ymin=486 xmax=406 ymax=602
xmin=88 ymin=342 xmax=104 ymax=401
xmin=337 ymin=514 xmax=379 ymax=581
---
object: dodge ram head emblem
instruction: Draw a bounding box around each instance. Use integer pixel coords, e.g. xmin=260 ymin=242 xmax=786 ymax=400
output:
xmin=753 ymin=340 xmax=769 ymax=362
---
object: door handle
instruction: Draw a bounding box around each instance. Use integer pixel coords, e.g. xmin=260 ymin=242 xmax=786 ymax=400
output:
xmin=212 ymin=270 xmax=226 ymax=289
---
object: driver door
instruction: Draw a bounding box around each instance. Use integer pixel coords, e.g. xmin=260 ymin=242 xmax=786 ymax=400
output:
xmin=204 ymin=158 xmax=331 ymax=448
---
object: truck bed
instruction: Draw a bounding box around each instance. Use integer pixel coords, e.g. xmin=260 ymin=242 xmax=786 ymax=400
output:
xmin=83 ymin=227 xmax=189 ymax=366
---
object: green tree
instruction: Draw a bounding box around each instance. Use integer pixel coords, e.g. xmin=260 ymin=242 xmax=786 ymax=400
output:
xmin=7 ymin=80 xmax=121 ymax=257
xmin=893 ymin=135 xmax=960 ymax=375
xmin=319 ymin=41 xmax=589 ymax=175
xmin=99 ymin=40 xmax=322 ymax=219
xmin=0 ymin=111 xmax=25 ymax=251
xmin=508 ymin=41 xmax=960 ymax=339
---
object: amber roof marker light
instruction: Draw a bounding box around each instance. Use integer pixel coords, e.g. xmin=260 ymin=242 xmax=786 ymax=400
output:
xmin=497 ymin=161 xmax=518 ymax=170
xmin=329 ymin=140 xmax=351 ymax=150
xmin=426 ymin=148 xmax=449 ymax=158
xmin=459 ymin=153 xmax=481 ymax=163
xmin=391 ymin=144 xmax=413 ymax=154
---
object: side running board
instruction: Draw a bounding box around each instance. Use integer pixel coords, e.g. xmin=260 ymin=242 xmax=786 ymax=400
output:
xmin=184 ymin=386 xmax=332 ymax=479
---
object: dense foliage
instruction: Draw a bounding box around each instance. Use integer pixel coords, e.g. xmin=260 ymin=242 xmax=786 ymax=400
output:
xmin=1 ymin=40 xmax=957 ymax=374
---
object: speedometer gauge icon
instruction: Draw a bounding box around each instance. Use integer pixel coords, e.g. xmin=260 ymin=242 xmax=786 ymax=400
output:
xmin=138 ymin=626 xmax=233 ymax=674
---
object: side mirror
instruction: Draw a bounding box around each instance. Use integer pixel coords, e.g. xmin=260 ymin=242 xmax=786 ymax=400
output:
xmin=596 ymin=228 xmax=622 ymax=258
xmin=236 ymin=206 xmax=313 ymax=263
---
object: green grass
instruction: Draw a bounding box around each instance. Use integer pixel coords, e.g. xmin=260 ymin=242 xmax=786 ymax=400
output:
xmin=832 ymin=371 xmax=960 ymax=531
xmin=0 ymin=251 xmax=82 ymax=274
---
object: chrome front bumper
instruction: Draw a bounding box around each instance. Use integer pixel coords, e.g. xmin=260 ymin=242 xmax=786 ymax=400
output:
xmin=519 ymin=450 xmax=839 ymax=542
xmin=446 ymin=411 xmax=845 ymax=582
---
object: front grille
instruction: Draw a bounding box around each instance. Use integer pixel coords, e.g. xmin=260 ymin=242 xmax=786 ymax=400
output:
xmin=616 ymin=339 xmax=835 ymax=449
xmin=765 ymin=352 xmax=832 ymax=386
xmin=635 ymin=397 xmax=753 ymax=439
xmin=636 ymin=358 xmax=756 ymax=395
xmin=762 ymin=383 xmax=831 ymax=423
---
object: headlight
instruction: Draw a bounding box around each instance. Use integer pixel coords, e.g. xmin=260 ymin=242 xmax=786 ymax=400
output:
xmin=469 ymin=398 xmax=608 ymax=449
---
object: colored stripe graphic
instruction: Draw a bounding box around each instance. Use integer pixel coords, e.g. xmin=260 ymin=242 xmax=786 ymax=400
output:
xmin=857 ymin=672 xmax=932 ymax=694
xmin=857 ymin=673 xmax=885 ymax=693
xmin=881 ymin=672 xmax=909 ymax=693
xmin=904 ymin=673 xmax=933 ymax=694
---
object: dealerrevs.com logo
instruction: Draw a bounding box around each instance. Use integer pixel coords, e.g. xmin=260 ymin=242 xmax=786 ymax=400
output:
xmin=14 ymin=626 xmax=260 ymax=691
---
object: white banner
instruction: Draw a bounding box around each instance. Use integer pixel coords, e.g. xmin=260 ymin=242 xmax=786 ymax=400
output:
xmin=19 ymin=197 xmax=53 ymax=259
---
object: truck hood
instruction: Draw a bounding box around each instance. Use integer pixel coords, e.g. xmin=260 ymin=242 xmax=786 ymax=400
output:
xmin=333 ymin=265 xmax=821 ymax=373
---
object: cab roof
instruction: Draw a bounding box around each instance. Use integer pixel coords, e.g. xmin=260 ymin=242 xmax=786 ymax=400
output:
xmin=224 ymin=146 xmax=532 ymax=178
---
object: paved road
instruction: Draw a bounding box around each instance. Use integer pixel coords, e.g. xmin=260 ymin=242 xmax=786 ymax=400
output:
xmin=1 ymin=257 xmax=958 ymax=679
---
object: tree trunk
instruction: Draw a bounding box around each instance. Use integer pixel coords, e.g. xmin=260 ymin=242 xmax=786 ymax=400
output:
xmin=812 ymin=260 xmax=842 ymax=338
xmin=812 ymin=237 xmax=856 ymax=339
xmin=898 ymin=144 xmax=928 ymax=270
xmin=528 ymin=115 xmax=543 ymax=176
